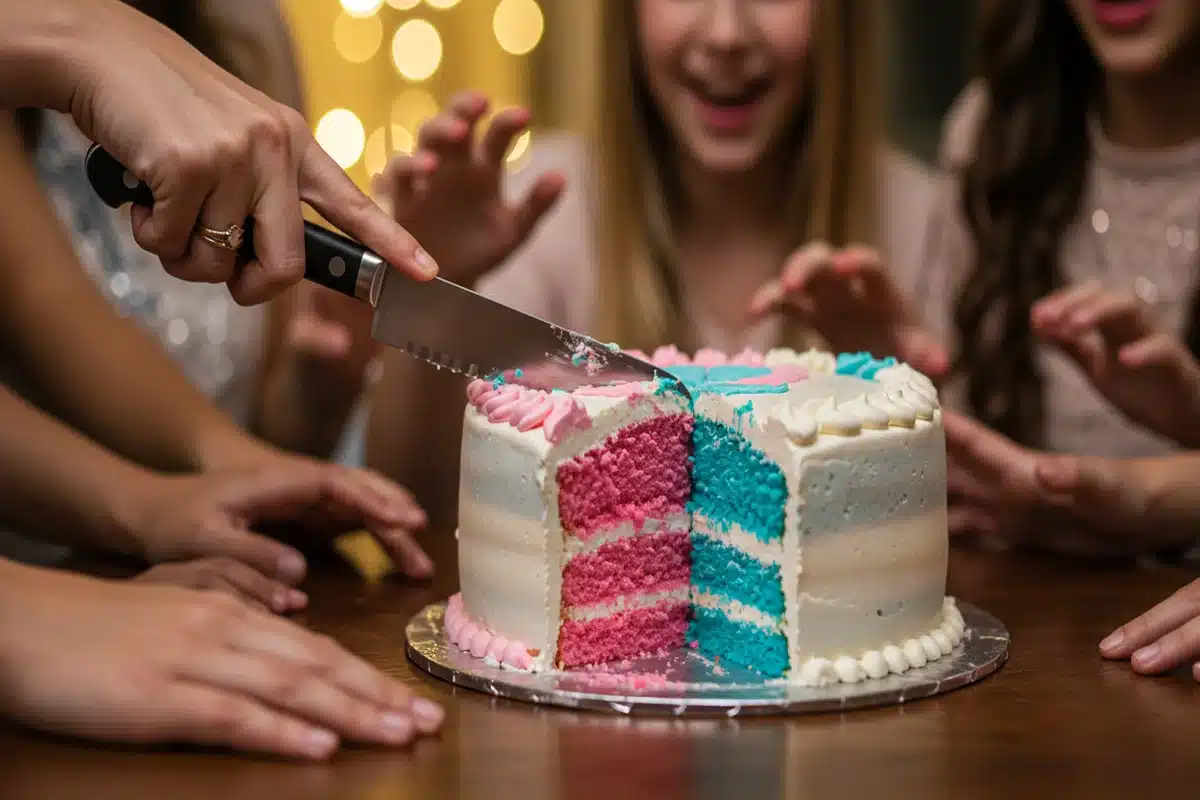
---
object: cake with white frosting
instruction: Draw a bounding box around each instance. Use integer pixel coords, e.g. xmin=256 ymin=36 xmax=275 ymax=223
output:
xmin=445 ymin=347 xmax=964 ymax=686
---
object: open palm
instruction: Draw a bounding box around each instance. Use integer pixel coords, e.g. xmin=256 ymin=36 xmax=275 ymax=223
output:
xmin=376 ymin=91 xmax=564 ymax=287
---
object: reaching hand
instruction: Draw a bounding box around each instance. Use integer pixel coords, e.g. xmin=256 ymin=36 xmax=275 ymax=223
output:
xmin=133 ymin=557 xmax=307 ymax=615
xmin=16 ymin=0 xmax=438 ymax=304
xmin=942 ymin=411 xmax=1191 ymax=553
xmin=747 ymin=243 xmax=949 ymax=379
xmin=130 ymin=461 xmax=432 ymax=586
xmin=1032 ymin=282 xmax=1200 ymax=446
xmin=0 ymin=564 xmax=443 ymax=759
xmin=276 ymin=282 xmax=380 ymax=400
xmin=374 ymin=91 xmax=565 ymax=286
xmin=1100 ymin=578 xmax=1200 ymax=682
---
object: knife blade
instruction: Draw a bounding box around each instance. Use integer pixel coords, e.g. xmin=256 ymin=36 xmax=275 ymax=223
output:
xmin=82 ymin=144 xmax=686 ymax=397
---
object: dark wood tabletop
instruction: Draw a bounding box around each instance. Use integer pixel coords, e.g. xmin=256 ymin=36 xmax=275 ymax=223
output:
xmin=1 ymin=531 xmax=1197 ymax=799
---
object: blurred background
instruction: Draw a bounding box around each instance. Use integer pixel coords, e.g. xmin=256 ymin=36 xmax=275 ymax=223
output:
xmin=281 ymin=0 xmax=978 ymax=190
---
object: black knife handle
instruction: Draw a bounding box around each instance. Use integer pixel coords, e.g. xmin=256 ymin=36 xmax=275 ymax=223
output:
xmin=83 ymin=143 xmax=382 ymax=303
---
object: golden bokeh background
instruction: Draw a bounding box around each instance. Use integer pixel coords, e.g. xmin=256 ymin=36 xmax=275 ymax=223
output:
xmin=281 ymin=0 xmax=596 ymax=190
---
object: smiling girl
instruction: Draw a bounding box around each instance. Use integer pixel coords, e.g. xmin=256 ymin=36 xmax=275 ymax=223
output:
xmin=758 ymin=0 xmax=1200 ymax=554
xmin=366 ymin=0 xmax=936 ymax=519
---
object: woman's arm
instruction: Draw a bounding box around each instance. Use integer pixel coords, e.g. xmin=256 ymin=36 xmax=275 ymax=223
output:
xmin=0 ymin=113 xmax=267 ymax=473
xmin=0 ymin=386 xmax=154 ymax=555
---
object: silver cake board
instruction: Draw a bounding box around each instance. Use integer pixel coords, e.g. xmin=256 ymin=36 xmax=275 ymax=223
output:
xmin=405 ymin=600 xmax=1008 ymax=716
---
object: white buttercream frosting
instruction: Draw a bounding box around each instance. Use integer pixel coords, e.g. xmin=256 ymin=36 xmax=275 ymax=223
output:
xmin=764 ymin=347 xmax=837 ymax=374
xmin=792 ymin=598 xmax=965 ymax=687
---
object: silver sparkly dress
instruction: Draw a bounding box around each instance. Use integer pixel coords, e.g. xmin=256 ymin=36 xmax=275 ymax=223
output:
xmin=30 ymin=113 xmax=267 ymax=423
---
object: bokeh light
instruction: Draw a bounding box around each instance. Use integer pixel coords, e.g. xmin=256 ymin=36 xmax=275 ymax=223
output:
xmin=391 ymin=19 xmax=443 ymax=81
xmin=493 ymin=0 xmax=544 ymax=56
xmin=390 ymin=124 xmax=416 ymax=155
xmin=340 ymin=0 xmax=384 ymax=18
xmin=385 ymin=0 xmax=420 ymax=8
xmin=425 ymin=0 xmax=460 ymax=8
xmin=506 ymin=129 xmax=531 ymax=167
xmin=315 ymin=108 xmax=366 ymax=169
xmin=391 ymin=88 xmax=440 ymax=135
xmin=333 ymin=11 xmax=382 ymax=63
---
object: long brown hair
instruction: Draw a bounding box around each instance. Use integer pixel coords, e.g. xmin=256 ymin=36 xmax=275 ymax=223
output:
xmin=587 ymin=0 xmax=881 ymax=353
xmin=956 ymin=0 xmax=1200 ymax=446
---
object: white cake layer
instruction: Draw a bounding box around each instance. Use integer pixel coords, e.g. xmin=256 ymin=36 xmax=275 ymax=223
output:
xmin=457 ymin=388 xmax=689 ymax=670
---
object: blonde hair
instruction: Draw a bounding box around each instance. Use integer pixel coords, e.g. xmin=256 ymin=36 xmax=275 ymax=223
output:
xmin=586 ymin=0 xmax=881 ymax=352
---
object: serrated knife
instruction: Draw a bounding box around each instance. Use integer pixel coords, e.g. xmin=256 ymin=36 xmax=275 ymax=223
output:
xmin=83 ymin=144 xmax=685 ymax=397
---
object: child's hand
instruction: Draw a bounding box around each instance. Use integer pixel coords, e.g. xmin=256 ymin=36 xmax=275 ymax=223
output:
xmin=126 ymin=461 xmax=432 ymax=586
xmin=278 ymin=282 xmax=378 ymax=392
xmin=1032 ymin=282 xmax=1200 ymax=446
xmin=0 ymin=565 xmax=443 ymax=760
xmin=133 ymin=557 xmax=307 ymax=615
xmin=373 ymin=90 xmax=565 ymax=286
xmin=1100 ymin=578 xmax=1200 ymax=682
xmin=748 ymin=243 xmax=949 ymax=379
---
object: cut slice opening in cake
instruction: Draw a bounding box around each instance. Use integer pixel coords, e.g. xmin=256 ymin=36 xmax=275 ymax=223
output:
xmin=554 ymin=413 xmax=694 ymax=668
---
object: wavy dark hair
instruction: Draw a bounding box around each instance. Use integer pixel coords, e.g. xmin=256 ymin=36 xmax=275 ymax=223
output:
xmin=954 ymin=0 xmax=1200 ymax=446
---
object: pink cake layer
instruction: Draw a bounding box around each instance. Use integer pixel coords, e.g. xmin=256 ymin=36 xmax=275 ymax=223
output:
xmin=556 ymin=414 xmax=693 ymax=538
xmin=561 ymin=530 xmax=691 ymax=606
xmin=557 ymin=601 xmax=691 ymax=668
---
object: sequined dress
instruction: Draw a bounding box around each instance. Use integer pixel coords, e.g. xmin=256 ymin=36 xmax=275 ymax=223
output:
xmin=28 ymin=113 xmax=267 ymax=423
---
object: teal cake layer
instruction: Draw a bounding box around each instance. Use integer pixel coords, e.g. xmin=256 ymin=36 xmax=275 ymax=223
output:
xmin=688 ymin=606 xmax=789 ymax=678
xmin=689 ymin=417 xmax=786 ymax=542
xmin=687 ymin=415 xmax=789 ymax=677
xmin=690 ymin=534 xmax=784 ymax=616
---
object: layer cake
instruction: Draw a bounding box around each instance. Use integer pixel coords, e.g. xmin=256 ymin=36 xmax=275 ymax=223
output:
xmin=445 ymin=347 xmax=964 ymax=686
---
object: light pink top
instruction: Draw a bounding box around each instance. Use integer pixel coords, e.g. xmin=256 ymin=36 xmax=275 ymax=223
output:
xmin=479 ymin=132 xmax=937 ymax=356
xmin=919 ymin=84 xmax=1200 ymax=458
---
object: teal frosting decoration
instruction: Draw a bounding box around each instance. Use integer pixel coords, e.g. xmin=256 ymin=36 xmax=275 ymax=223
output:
xmin=663 ymin=364 xmax=790 ymax=396
xmin=835 ymin=352 xmax=897 ymax=380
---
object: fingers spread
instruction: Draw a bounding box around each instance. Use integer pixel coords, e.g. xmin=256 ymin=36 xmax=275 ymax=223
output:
xmin=479 ymin=107 xmax=531 ymax=165
xmin=1031 ymin=281 xmax=1105 ymax=332
xmin=779 ymin=242 xmax=835 ymax=292
xmin=513 ymin=171 xmax=566 ymax=241
xmin=445 ymin=90 xmax=489 ymax=120
xmin=747 ymin=279 xmax=786 ymax=320
xmin=416 ymin=112 xmax=470 ymax=155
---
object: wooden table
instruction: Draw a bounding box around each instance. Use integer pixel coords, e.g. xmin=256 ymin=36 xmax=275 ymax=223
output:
xmin=1 ymin=533 xmax=1197 ymax=799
